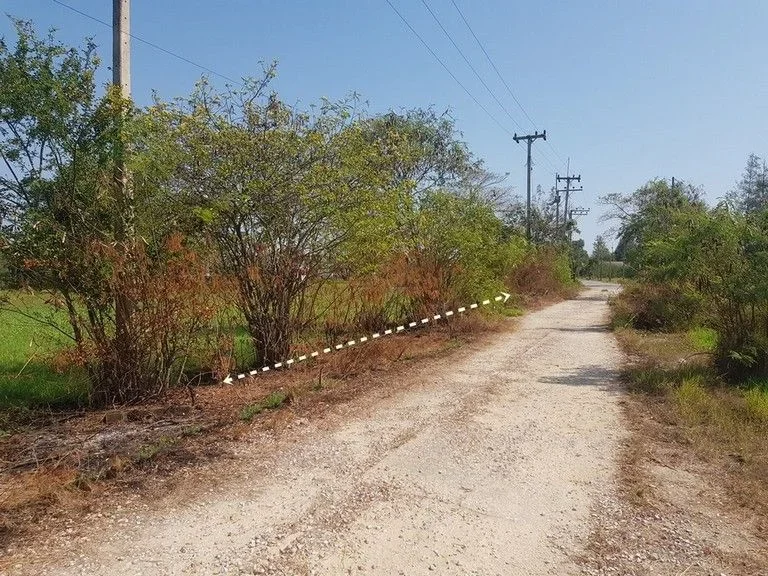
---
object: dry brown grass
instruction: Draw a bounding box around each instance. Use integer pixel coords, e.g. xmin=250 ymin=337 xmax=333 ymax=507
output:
xmin=574 ymin=326 xmax=768 ymax=575
xmin=0 ymin=312 xmax=510 ymax=551
xmin=615 ymin=327 xmax=768 ymax=523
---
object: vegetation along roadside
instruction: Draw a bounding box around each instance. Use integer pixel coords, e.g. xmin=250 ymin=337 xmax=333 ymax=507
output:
xmin=0 ymin=20 xmax=578 ymax=550
xmin=579 ymin=172 xmax=768 ymax=574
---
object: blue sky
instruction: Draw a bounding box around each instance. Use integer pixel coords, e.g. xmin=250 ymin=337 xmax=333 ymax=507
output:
xmin=3 ymin=1 xmax=767 ymax=251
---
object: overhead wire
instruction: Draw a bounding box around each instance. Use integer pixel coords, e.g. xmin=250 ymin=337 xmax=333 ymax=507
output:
xmin=449 ymin=0 xmax=567 ymax=170
xmin=385 ymin=0 xmax=562 ymax=181
xmin=383 ymin=0 xmax=516 ymax=140
xmin=418 ymin=0 xmax=561 ymax=175
xmin=419 ymin=0 xmax=522 ymax=132
xmin=50 ymin=0 xmax=242 ymax=86
xmin=54 ymin=0 xmax=564 ymax=181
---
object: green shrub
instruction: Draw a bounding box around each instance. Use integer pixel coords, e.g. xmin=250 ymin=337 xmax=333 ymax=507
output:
xmin=610 ymin=282 xmax=700 ymax=331
xmin=715 ymin=332 xmax=768 ymax=381
xmin=506 ymin=245 xmax=574 ymax=299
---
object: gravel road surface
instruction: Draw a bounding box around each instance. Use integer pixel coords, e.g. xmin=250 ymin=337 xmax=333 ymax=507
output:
xmin=14 ymin=281 xmax=625 ymax=576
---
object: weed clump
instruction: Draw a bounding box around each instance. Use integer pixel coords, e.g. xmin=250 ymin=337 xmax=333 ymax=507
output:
xmin=240 ymin=391 xmax=289 ymax=422
xmin=743 ymin=386 xmax=768 ymax=423
xmin=136 ymin=436 xmax=177 ymax=462
xmin=674 ymin=377 xmax=713 ymax=425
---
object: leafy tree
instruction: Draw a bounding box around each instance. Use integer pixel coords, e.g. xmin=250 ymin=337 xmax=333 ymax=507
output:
xmin=502 ymin=185 xmax=562 ymax=244
xmin=0 ymin=20 xmax=119 ymax=387
xmin=360 ymin=107 xmax=518 ymax=311
xmin=589 ymin=235 xmax=622 ymax=279
xmin=569 ymin=239 xmax=590 ymax=277
xmin=0 ymin=19 xmax=102 ymax=234
xmin=153 ymin=79 xmax=396 ymax=365
xmin=0 ymin=21 xmax=212 ymax=404
xmin=612 ymin=232 xmax=634 ymax=262
xmin=601 ymin=178 xmax=705 ymax=268
xmin=591 ymin=235 xmax=612 ymax=261
xmin=361 ymin=108 xmax=479 ymax=199
xmin=728 ymin=153 xmax=768 ymax=214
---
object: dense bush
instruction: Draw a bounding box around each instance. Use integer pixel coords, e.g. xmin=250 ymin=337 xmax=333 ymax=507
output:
xmin=400 ymin=190 xmax=525 ymax=314
xmin=604 ymin=175 xmax=768 ymax=380
xmin=506 ymin=245 xmax=572 ymax=299
xmin=0 ymin=21 xmax=575 ymax=406
xmin=610 ymin=282 xmax=700 ymax=331
xmin=0 ymin=21 xmax=217 ymax=404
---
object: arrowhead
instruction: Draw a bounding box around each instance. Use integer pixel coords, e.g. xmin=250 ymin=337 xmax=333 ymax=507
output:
xmin=501 ymin=292 xmax=511 ymax=303
xmin=223 ymin=375 xmax=233 ymax=385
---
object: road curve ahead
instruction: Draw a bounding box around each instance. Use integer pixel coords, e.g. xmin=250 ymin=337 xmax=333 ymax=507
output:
xmin=22 ymin=281 xmax=625 ymax=576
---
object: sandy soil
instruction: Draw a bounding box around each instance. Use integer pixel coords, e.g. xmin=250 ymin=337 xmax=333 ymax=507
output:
xmin=6 ymin=281 xmax=626 ymax=576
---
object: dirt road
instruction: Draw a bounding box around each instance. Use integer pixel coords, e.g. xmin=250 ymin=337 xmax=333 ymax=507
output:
xmin=13 ymin=281 xmax=625 ymax=576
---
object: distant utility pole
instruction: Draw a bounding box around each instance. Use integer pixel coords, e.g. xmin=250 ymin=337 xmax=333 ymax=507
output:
xmin=557 ymin=172 xmax=582 ymax=236
xmin=513 ymin=130 xmax=546 ymax=241
xmin=568 ymin=207 xmax=590 ymax=243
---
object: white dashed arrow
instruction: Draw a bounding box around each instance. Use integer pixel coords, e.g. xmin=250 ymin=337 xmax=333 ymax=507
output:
xmin=222 ymin=292 xmax=511 ymax=384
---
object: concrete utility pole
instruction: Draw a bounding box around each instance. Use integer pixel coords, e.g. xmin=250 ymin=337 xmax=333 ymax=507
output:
xmin=113 ymin=0 xmax=133 ymax=359
xmin=552 ymin=184 xmax=561 ymax=230
xmin=112 ymin=0 xmax=133 ymax=239
xmin=513 ymin=130 xmax=546 ymax=241
xmin=113 ymin=0 xmax=131 ymax=98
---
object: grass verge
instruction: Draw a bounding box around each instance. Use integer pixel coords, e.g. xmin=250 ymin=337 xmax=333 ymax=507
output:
xmin=616 ymin=327 xmax=768 ymax=515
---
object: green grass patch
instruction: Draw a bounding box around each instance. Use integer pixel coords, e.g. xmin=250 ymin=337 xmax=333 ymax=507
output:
xmin=180 ymin=424 xmax=205 ymax=437
xmin=240 ymin=390 xmax=289 ymax=422
xmin=626 ymin=362 xmax=712 ymax=395
xmin=0 ymin=291 xmax=258 ymax=409
xmin=0 ymin=292 xmax=88 ymax=409
xmin=744 ymin=386 xmax=768 ymax=422
xmin=136 ymin=436 xmax=178 ymax=462
xmin=742 ymin=377 xmax=768 ymax=392
xmin=687 ymin=326 xmax=718 ymax=352
xmin=616 ymin=324 xmax=768 ymax=514
xmin=501 ymin=305 xmax=524 ymax=317
xmin=674 ymin=376 xmax=714 ymax=425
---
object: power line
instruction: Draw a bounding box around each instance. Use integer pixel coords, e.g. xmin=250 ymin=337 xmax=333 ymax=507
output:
xmin=384 ymin=0 xmax=560 ymax=180
xmin=449 ymin=0 xmax=567 ymax=168
xmin=383 ymin=0 xmax=515 ymax=140
xmin=51 ymin=0 xmax=242 ymax=86
xmin=418 ymin=0 xmax=561 ymax=175
xmin=420 ymin=0 xmax=523 ymax=132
